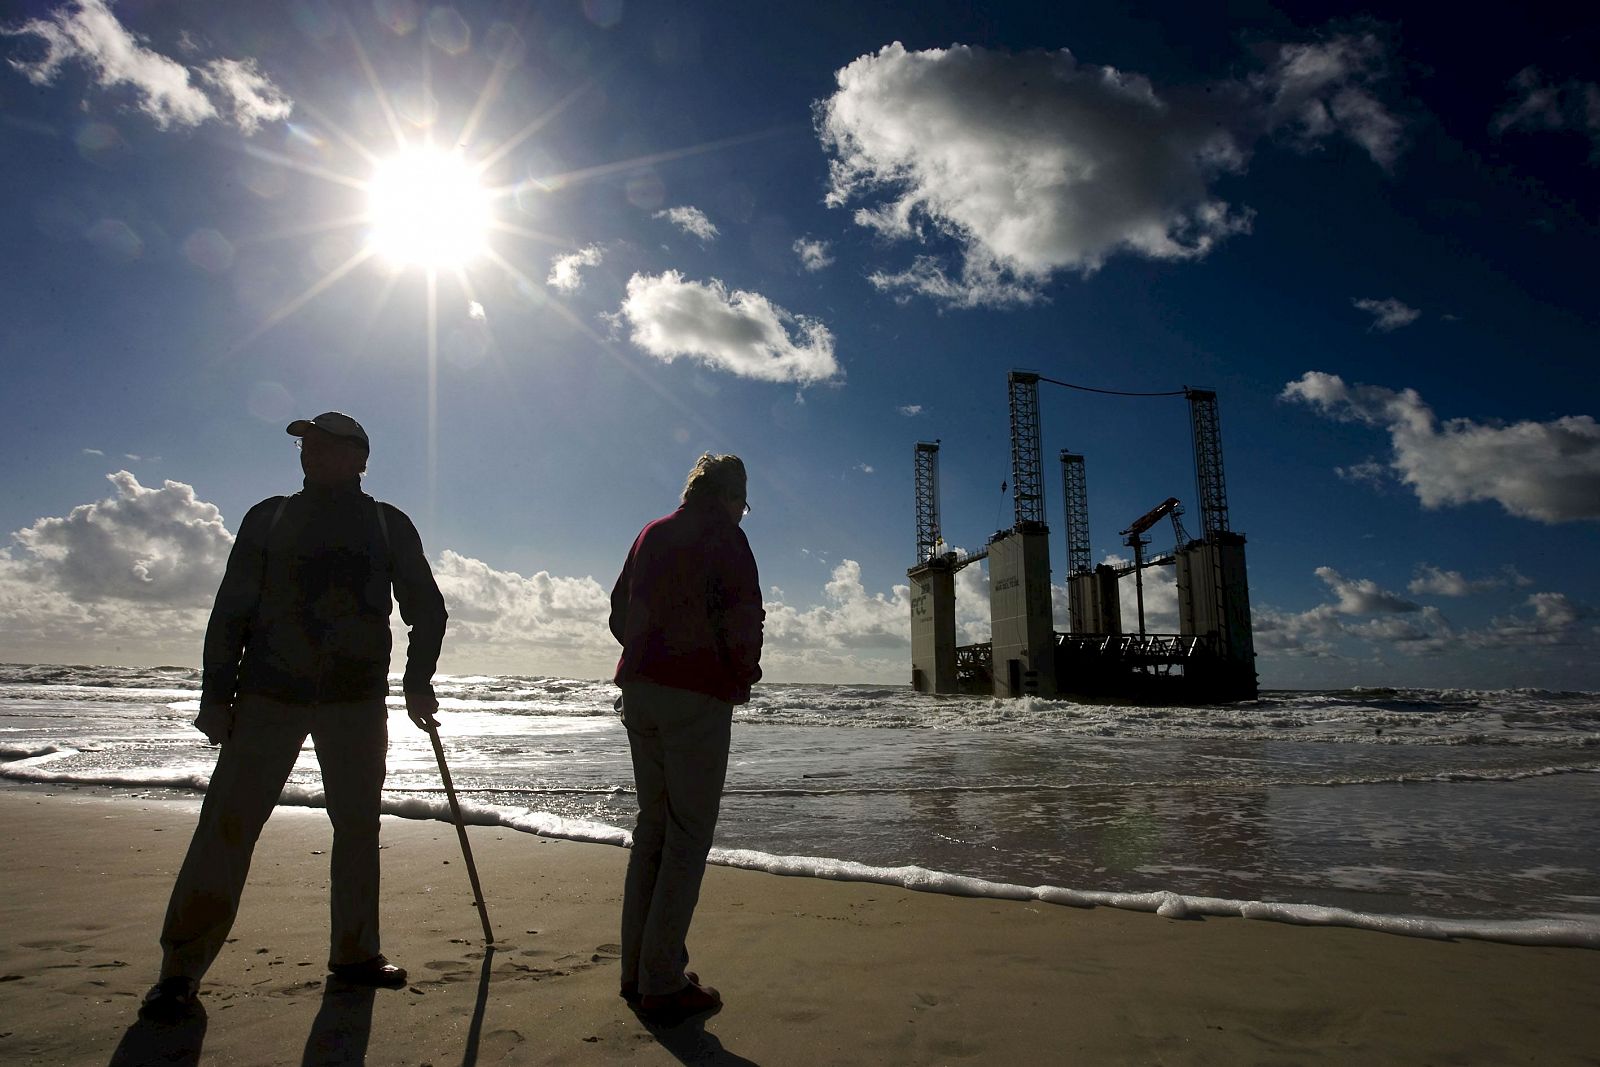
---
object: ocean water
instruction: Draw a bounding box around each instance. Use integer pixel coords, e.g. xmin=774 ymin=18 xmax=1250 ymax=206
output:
xmin=3 ymin=663 xmax=1598 ymax=946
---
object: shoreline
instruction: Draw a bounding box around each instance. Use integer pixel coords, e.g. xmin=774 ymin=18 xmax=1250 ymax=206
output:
xmin=4 ymin=788 xmax=1600 ymax=1065
xmin=8 ymin=777 xmax=1599 ymax=951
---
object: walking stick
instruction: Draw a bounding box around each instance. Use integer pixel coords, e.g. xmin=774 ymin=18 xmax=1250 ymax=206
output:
xmin=425 ymin=723 xmax=495 ymax=944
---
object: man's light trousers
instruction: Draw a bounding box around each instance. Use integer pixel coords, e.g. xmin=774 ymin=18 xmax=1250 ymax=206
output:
xmin=159 ymin=695 xmax=388 ymax=981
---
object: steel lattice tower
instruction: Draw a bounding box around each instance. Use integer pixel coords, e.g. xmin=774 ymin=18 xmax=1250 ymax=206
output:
xmin=914 ymin=440 xmax=941 ymax=564
xmin=1187 ymin=388 xmax=1230 ymax=538
xmin=1059 ymin=451 xmax=1090 ymax=575
xmin=1008 ymin=371 xmax=1045 ymax=526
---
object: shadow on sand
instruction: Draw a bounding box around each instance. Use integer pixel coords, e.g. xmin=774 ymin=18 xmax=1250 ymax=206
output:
xmin=458 ymin=945 xmax=496 ymax=1067
xmin=108 ymin=1003 xmax=208 ymax=1066
xmin=301 ymin=980 xmax=376 ymax=1065
xmin=645 ymin=1014 xmax=762 ymax=1066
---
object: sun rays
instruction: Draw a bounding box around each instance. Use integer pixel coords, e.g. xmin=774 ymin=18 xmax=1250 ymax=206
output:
xmin=215 ymin=14 xmax=781 ymax=526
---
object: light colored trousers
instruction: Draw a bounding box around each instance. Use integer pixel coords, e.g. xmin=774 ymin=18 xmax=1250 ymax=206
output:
xmin=618 ymin=681 xmax=733 ymax=996
xmin=159 ymin=694 xmax=389 ymax=981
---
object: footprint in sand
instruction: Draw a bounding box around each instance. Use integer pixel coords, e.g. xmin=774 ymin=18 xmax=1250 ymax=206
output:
xmin=421 ymin=961 xmax=476 ymax=984
xmin=480 ymin=1029 xmax=524 ymax=1059
xmin=20 ymin=941 xmax=93 ymax=952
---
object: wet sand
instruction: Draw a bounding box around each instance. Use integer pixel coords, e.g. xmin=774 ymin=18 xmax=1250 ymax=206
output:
xmin=2 ymin=788 xmax=1597 ymax=1065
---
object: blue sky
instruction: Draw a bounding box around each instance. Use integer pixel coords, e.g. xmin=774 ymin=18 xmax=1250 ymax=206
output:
xmin=2 ymin=0 xmax=1597 ymax=690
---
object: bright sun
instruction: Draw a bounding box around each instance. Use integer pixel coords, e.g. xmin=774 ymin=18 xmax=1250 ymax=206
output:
xmin=366 ymin=148 xmax=491 ymax=269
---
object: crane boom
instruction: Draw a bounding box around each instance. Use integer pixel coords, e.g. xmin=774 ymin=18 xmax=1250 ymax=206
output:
xmin=1120 ymin=497 xmax=1182 ymax=538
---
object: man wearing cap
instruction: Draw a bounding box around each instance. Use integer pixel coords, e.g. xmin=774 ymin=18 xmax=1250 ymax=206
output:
xmin=140 ymin=412 xmax=449 ymax=1021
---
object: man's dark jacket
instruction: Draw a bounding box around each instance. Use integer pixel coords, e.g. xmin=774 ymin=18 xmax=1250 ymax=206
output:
xmin=610 ymin=500 xmax=764 ymax=705
xmin=200 ymin=479 xmax=448 ymax=708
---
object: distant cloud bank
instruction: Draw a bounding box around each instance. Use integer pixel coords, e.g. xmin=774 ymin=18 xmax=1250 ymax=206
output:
xmin=0 ymin=474 xmax=940 ymax=680
xmin=1408 ymin=563 xmax=1528 ymax=597
xmin=1 ymin=471 xmax=1593 ymax=684
xmin=1284 ymin=371 xmax=1600 ymax=523
xmin=3 ymin=0 xmax=292 ymax=133
xmin=817 ymin=32 xmax=1402 ymax=307
xmin=1255 ymin=566 xmax=1591 ymax=664
xmin=613 ymin=270 xmax=840 ymax=385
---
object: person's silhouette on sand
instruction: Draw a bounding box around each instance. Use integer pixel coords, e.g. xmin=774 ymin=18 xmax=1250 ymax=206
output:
xmin=140 ymin=412 xmax=448 ymax=1021
xmin=609 ymin=453 xmax=764 ymax=1027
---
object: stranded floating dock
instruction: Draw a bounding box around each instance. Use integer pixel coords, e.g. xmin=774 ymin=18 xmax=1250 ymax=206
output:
xmin=909 ymin=371 xmax=1257 ymax=703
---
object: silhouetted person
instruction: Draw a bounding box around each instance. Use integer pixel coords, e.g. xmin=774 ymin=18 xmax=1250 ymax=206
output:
xmin=610 ymin=453 xmax=764 ymax=1026
xmin=140 ymin=412 xmax=448 ymax=1022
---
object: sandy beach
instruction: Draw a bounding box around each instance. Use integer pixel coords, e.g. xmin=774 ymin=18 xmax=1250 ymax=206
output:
xmin=3 ymin=788 xmax=1597 ymax=1066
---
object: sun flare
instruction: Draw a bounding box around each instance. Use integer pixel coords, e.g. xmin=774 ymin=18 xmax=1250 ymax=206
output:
xmin=366 ymin=148 xmax=490 ymax=268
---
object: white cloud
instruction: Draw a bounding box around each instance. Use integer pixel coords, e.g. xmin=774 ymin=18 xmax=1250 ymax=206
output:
xmin=1254 ymin=562 xmax=1597 ymax=670
xmin=1353 ymin=296 xmax=1420 ymax=331
xmin=0 ymin=478 xmax=617 ymax=678
xmin=1334 ymin=458 xmax=1389 ymax=486
xmin=953 ymin=563 xmax=991 ymax=644
xmin=896 ymin=404 xmax=923 ymax=417
xmin=654 ymin=205 xmax=718 ymax=242
xmin=1258 ymin=34 xmax=1404 ymax=167
xmin=819 ymin=42 xmax=1253 ymax=306
xmin=1100 ymin=552 xmax=1179 ymax=634
xmin=1528 ymin=592 xmax=1584 ymax=629
xmin=467 ymin=300 xmax=486 ymax=322
xmin=793 ymin=237 xmax=834 ymax=272
xmin=1492 ymin=67 xmax=1600 ymax=155
xmin=746 ymin=555 xmax=985 ymax=677
xmin=1342 ymin=605 xmax=1453 ymax=649
xmin=767 ymin=561 xmax=905 ymax=648
xmin=3 ymin=0 xmax=291 ymax=133
xmin=12 ymin=470 xmax=233 ymax=604
xmin=198 ymin=56 xmax=292 ymax=133
xmin=1251 ymin=603 xmax=1343 ymax=658
xmin=82 ymin=448 xmax=105 ymax=456
xmin=546 ymin=245 xmax=603 ymax=293
xmin=1408 ymin=564 xmax=1515 ymax=598
xmin=1464 ymin=593 xmax=1595 ymax=651
xmin=614 ymin=271 xmax=841 ymax=385
xmin=817 ymin=33 xmax=1399 ymax=307
xmin=1314 ymin=566 xmax=1418 ymax=615
xmin=1283 ymin=371 xmax=1600 ymax=523
xmin=854 ymin=463 xmax=874 ymax=475
xmin=867 ymin=255 xmax=1044 ymax=309
xmin=427 ymin=550 xmax=616 ymax=676
xmin=1492 ymin=68 xmax=1565 ymax=133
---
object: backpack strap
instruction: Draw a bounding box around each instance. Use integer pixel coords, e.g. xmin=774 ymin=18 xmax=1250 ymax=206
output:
xmin=373 ymin=500 xmax=394 ymax=581
xmin=251 ymin=496 xmax=291 ymax=618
